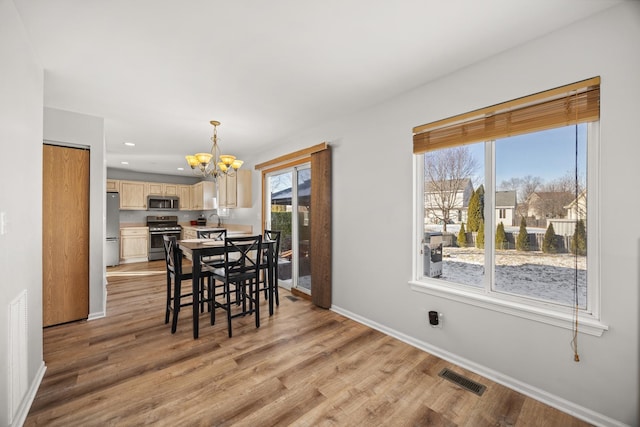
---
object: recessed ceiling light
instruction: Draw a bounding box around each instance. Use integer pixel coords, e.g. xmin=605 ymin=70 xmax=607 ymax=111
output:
xmin=121 ymin=161 xmax=129 ymax=165
xmin=123 ymin=142 xmax=135 ymax=147
xmin=177 ymin=167 xmax=184 ymax=171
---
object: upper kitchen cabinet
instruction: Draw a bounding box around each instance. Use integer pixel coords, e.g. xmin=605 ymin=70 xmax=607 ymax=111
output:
xmin=178 ymin=185 xmax=192 ymax=210
xmin=218 ymin=170 xmax=251 ymax=208
xmin=119 ymin=180 xmax=149 ymax=210
xmin=191 ymin=181 xmax=215 ymax=210
xmin=106 ymin=179 xmax=120 ymax=192
xmin=148 ymin=182 xmax=178 ymax=196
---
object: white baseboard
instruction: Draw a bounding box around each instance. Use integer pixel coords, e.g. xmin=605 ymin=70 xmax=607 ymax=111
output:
xmin=88 ymin=281 xmax=108 ymax=321
xmin=87 ymin=311 xmax=105 ymax=321
xmin=330 ymin=305 xmax=627 ymax=427
xmin=10 ymin=361 xmax=46 ymax=427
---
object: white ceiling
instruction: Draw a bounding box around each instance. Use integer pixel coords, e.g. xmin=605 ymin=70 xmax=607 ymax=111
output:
xmin=14 ymin=0 xmax=622 ymax=176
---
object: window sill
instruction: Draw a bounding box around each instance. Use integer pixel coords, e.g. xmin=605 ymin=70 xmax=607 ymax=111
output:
xmin=408 ymin=280 xmax=608 ymax=337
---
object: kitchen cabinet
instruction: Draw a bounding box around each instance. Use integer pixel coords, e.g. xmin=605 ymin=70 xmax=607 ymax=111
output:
xmin=192 ymin=181 xmax=215 ymax=210
xmin=181 ymin=226 xmax=199 ymax=261
xmin=178 ymin=185 xmax=192 ymax=210
xmin=218 ymin=170 xmax=251 ymax=208
xmin=120 ymin=227 xmax=149 ymax=262
xmin=119 ymin=180 xmax=149 ymax=210
xmin=148 ymin=182 xmax=178 ymax=196
xmin=106 ymin=179 xmax=120 ymax=192
xmin=164 ymin=183 xmax=178 ymax=196
xmin=182 ymin=226 xmax=198 ymax=240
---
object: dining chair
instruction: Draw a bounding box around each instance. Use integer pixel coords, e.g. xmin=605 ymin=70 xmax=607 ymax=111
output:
xmin=258 ymin=229 xmax=281 ymax=306
xmin=202 ymin=235 xmax=262 ymax=338
xmin=197 ymin=228 xmax=227 ymax=267
xmin=163 ymin=235 xmax=213 ymax=333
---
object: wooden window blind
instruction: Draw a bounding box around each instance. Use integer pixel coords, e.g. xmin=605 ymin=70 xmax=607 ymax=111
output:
xmin=413 ymin=77 xmax=600 ymax=154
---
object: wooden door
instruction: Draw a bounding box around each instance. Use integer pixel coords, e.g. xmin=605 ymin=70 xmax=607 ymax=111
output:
xmin=43 ymin=144 xmax=90 ymax=327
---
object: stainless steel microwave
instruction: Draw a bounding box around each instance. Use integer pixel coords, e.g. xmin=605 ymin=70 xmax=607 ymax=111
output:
xmin=147 ymin=195 xmax=179 ymax=210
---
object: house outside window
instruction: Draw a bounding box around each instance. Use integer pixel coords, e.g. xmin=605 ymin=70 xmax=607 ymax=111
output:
xmin=411 ymin=78 xmax=605 ymax=335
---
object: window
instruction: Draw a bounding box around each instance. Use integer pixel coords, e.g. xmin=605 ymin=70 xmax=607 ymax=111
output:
xmin=411 ymin=78 xmax=607 ymax=336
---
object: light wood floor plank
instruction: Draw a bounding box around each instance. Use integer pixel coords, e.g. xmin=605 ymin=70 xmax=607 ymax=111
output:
xmin=25 ymin=260 xmax=592 ymax=426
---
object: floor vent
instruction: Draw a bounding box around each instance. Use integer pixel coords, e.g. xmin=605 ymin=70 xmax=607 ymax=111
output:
xmin=286 ymin=295 xmax=299 ymax=302
xmin=438 ymin=368 xmax=486 ymax=396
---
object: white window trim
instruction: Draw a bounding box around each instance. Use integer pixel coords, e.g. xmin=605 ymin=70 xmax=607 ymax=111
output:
xmin=411 ymin=123 xmax=607 ymax=337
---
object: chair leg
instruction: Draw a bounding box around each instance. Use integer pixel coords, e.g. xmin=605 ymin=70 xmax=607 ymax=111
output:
xmin=225 ymin=282 xmax=233 ymax=338
xmin=208 ymin=277 xmax=214 ymax=325
xmin=165 ymin=273 xmax=171 ymax=324
xmin=200 ymin=277 xmax=206 ymax=313
xmin=254 ymin=279 xmax=260 ymax=328
xmin=171 ymin=278 xmax=181 ymax=334
xmin=241 ymin=280 xmax=248 ymax=315
xmin=274 ymin=265 xmax=279 ymax=306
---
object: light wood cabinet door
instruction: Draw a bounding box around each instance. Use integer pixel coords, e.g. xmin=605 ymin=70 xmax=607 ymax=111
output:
xmin=218 ymin=174 xmax=234 ymax=207
xmin=192 ymin=182 xmax=203 ymax=210
xmin=120 ymin=181 xmax=148 ymax=210
xmin=106 ymin=179 xmax=119 ymax=192
xmin=179 ymin=185 xmax=192 ymax=210
xmin=148 ymin=182 xmax=179 ymax=196
xmin=182 ymin=227 xmax=198 ymax=240
xmin=218 ymin=170 xmax=251 ymax=208
xmin=164 ymin=183 xmax=178 ymax=196
xmin=148 ymin=182 xmax=164 ymax=195
xmin=120 ymin=227 xmax=149 ymax=260
xmin=192 ymin=181 xmax=215 ymax=210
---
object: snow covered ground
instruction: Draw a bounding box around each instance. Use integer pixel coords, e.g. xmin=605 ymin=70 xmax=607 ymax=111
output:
xmin=437 ymin=247 xmax=587 ymax=308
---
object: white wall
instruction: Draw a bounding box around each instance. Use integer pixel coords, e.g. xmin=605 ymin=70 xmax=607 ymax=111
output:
xmin=243 ymin=3 xmax=640 ymax=425
xmin=43 ymin=108 xmax=106 ymax=319
xmin=0 ymin=1 xmax=44 ymax=425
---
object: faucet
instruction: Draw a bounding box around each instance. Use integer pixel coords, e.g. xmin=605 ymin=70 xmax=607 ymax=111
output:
xmin=208 ymin=212 xmax=222 ymax=227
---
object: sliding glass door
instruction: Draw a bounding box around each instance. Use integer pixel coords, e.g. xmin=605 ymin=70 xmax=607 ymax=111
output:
xmin=265 ymin=164 xmax=311 ymax=294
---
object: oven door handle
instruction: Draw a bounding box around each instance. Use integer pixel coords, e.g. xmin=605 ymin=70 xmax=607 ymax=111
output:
xmin=149 ymin=231 xmax=181 ymax=235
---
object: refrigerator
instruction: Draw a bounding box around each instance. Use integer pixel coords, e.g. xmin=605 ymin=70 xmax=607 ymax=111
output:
xmin=106 ymin=192 xmax=120 ymax=266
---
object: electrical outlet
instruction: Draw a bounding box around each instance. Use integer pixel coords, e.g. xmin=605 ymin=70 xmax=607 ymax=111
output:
xmin=428 ymin=311 xmax=443 ymax=328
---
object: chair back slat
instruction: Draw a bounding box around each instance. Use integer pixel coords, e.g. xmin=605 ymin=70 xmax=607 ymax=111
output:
xmin=263 ymin=229 xmax=281 ymax=258
xmin=224 ymin=235 xmax=262 ymax=278
xmin=197 ymin=229 xmax=227 ymax=241
xmin=163 ymin=235 xmax=181 ymax=275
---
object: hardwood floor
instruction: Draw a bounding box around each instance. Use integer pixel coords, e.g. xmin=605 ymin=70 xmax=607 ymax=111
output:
xmin=26 ymin=260 xmax=591 ymax=426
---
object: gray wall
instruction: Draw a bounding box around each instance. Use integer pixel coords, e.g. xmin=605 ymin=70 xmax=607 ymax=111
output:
xmin=107 ymin=167 xmax=201 ymax=185
xmin=241 ymin=3 xmax=640 ymax=425
xmin=0 ymin=1 xmax=44 ymax=425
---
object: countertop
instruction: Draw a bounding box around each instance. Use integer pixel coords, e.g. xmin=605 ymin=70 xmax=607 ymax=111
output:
xmin=119 ymin=223 xmax=252 ymax=233
xmin=180 ymin=223 xmax=253 ymax=233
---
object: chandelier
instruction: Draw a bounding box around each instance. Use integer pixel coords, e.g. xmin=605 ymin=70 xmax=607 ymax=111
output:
xmin=185 ymin=120 xmax=243 ymax=179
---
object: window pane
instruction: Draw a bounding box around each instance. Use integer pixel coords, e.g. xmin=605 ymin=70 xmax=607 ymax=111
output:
xmin=268 ymin=171 xmax=293 ymax=285
xmin=297 ymin=167 xmax=311 ymax=292
xmin=494 ymin=125 xmax=587 ymax=308
xmin=423 ymin=143 xmax=485 ymax=287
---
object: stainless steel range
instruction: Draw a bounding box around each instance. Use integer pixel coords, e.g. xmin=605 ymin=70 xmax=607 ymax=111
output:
xmin=147 ymin=215 xmax=182 ymax=261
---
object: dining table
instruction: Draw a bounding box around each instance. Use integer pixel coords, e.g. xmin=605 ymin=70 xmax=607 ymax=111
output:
xmin=178 ymin=236 xmax=276 ymax=339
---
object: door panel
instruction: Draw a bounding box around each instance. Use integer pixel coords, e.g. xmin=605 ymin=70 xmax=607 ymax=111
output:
xmin=43 ymin=144 xmax=90 ymax=327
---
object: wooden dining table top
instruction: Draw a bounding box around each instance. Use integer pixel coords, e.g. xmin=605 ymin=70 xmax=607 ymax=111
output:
xmin=177 ymin=236 xmax=274 ymax=252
